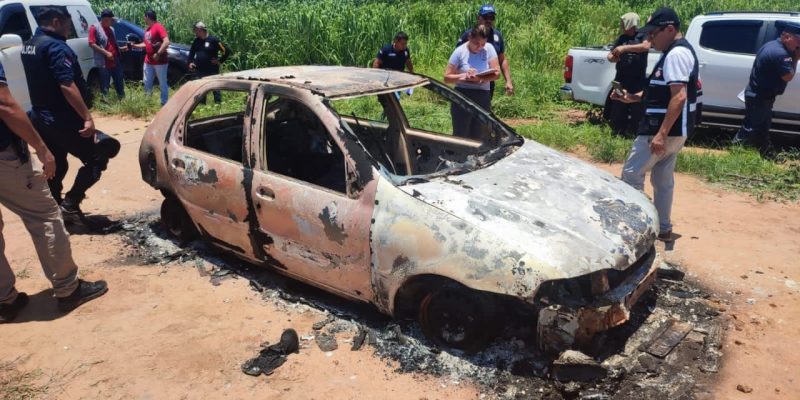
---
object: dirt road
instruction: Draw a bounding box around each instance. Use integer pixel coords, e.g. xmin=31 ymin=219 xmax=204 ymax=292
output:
xmin=1 ymin=116 xmax=798 ymax=399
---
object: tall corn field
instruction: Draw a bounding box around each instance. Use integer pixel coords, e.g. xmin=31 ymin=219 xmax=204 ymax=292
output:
xmin=90 ymin=0 xmax=798 ymax=118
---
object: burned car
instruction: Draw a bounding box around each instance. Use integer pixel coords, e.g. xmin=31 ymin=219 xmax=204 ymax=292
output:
xmin=139 ymin=66 xmax=658 ymax=352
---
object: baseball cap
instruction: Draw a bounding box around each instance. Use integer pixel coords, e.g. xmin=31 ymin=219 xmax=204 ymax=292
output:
xmin=100 ymin=9 xmax=114 ymax=19
xmin=194 ymin=21 xmax=207 ymax=30
xmin=478 ymin=4 xmax=496 ymax=16
xmin=638 ymin=7 xmax=681 ymax=34
xmin=776 ymin=20 xmax=800 ymax=35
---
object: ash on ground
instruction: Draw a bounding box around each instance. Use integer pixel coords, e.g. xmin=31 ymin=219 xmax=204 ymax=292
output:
xmin=117 ymin=213 xmax=726 ymax=399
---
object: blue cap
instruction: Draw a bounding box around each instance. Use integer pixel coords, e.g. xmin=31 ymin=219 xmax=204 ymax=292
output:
xmin=776 ymin=20 xmax=800 ymax=35
xmin=478 ymin=4 xmax=496 ymax=16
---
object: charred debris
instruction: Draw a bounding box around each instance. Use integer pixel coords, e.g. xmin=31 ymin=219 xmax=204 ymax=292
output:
xmin=118 ymin=213 xmax=725 ymax=399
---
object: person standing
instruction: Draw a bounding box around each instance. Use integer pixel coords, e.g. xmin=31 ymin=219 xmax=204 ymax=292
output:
xmin=21 ymin=7 xmax=120 ymax=226
xmin=88 ymin=8 xmax=126 ymax=99
xmin=606 ymin=12 xmax=649 ymax=137
xmin=372 ymin=31 xmax=413 ymax=72
xmin=131 ymin=10 xmax=170 ymax=105
xmin=444 ymin=25 xmax=500 ymax=140
xmin=612 ymin=7 xmax=700 ymax=241
xmin=456 ymin=4 xmax=513 ymax=97
xmin=732 ymin=21 xmax=800 ymax=157
xmin=188 ymin=21 xmax=229 ymax=103
xmin=0 ymin=59 xmax=107 ymax=322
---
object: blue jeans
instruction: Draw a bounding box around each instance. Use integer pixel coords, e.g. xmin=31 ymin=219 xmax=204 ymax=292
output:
xmin=143 ymin=63 xmax=169 ymax=105
xmin=100 ymin=62 xmax=125 ymax=98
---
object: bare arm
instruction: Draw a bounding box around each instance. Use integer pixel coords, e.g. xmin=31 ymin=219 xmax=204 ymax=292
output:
xmin=607 ymin=51 xmax=619 ymax=62
xmin=405 ymin=58 xmax=414 ymax=73
xmin=0 ymin=84 xmax=55 ymax=178
xmin=372 ymin=58 xmax=381 ymax=68
xmin=157 ymin=36 xmax=170 ymax=56
xmin=444 ymin=63 xmax=471 ymax=84
xmin=498 ymin=53 xmax=513 ymax=95
xmin=59 ymin=82 xmax=95 ymax=137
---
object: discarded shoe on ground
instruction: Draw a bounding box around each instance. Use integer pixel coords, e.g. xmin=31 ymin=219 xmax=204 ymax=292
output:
xmin=242 ymin=329 xmax=300 ymax=376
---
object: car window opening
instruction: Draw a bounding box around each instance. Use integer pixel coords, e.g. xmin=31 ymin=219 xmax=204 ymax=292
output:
xmin=185 ymin=89 xmax=248 ymax=163
xmin=329 ymin=82 xmax=521 ymax=183
xmin=263 ymin=97 xmax=347 ymax=194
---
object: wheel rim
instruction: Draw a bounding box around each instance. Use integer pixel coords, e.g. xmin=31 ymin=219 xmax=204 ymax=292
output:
xmin=419 ymin=289 xmax=489 ymax=351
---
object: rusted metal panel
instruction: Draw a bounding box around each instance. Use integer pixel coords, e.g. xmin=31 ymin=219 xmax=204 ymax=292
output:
xmin=370 ymin=176 xmax=562 ymax=314
xmin=394 ymin=140 xmax=658 ymax=277
xmin=223 ymin=66 xmax=428 ymax=99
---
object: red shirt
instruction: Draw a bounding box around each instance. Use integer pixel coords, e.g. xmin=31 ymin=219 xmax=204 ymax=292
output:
xmin=144 ymin=22 xmax=168 ymax=65
xmin=88 ymin=25 xmax=119 ymax=69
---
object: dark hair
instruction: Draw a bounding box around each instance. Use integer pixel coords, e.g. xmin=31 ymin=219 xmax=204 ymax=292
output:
xmin=468 ymin=24 xmax=491 ymax=40
xmin=36 ymin=6 xmax=68 ymax=24
xmin=394 ymin=31 xmax=409 ymax=41
xmin=144 ymin=9 xmax=157 ymax=21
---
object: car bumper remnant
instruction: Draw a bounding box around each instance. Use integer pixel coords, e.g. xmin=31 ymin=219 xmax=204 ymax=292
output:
xmin=536 ymin=248 xmax=657 ymax=354
xmin=559 ymin=85 xmax=574 ymax=101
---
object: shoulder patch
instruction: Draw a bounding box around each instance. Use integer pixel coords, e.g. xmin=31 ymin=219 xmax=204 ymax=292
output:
xmin=494 ymin=34 xmax=499 ymax=42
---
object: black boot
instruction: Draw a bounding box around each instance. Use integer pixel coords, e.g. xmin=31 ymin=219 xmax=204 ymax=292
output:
xmin=60 ymin=194 xmax=88 ymax=226
xmin=57 ymin=279 xmax=108 ymax=312
xmin=0 ymin=292 xmax=29 ymax=323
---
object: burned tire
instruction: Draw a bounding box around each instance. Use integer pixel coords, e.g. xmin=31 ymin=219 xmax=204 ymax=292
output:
xmin=418 ymin=284 xmax=495 ymax=352
xmin=160 ymin=196 xmax=198 ymax=242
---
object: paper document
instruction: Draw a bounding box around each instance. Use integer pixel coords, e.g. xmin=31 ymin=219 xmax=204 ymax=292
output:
xmin=474 ymin=68 xmax=498 ymax=78
xmin=736 ymin=89 xmax=746 ymax=103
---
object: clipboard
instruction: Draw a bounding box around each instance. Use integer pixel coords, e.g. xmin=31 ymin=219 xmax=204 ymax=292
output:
xmin=474 ymin=68 xmax=498 ymax=78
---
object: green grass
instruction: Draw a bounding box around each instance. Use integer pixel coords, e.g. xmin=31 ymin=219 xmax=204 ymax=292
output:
xmin=516 ymin=118 xmax=800 ymax=201
xmin=93 ymin=82 xmax=171 ymax=119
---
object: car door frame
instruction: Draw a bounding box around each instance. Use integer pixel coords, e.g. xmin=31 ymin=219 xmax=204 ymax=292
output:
xmin=166 ymin=80 xmax=257 ymax=258
xmin=245 ymin=83 xmax=379 ymax=302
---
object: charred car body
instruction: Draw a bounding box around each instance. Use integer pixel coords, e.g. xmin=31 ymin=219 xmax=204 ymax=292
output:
xmin=138 ymin=66 xmax=659 ymax=352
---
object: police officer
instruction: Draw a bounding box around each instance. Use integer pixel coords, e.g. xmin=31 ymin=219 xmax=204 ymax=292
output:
xmin=0 ymin=60 xmax=107 ymax=322
xmin=612 ymin=7 xmax=700 ymax=241
xmin=188 ymin=21 xmax=230 ymax=103
xmin=733 ymin=21 xmax=800 ymax=157
xmin=21 ymin=7 xmax=120 ymax=226
xmin=372 ymin=31 xmax=414 ymax=72
xmin=456 ymin=4 xmax=513 ymax=97
xmin=606 ymin=12 xmax=650 ymax=137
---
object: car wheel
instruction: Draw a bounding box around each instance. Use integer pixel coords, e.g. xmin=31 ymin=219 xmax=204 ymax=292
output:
xmin=160 ymin=196 xmax=198 ymax=242
xmin=417 ymin=283 xmax=495 ymax=352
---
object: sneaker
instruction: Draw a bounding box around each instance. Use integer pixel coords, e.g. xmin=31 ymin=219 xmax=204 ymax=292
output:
xmin=0 ymin=292 xmax=29 ymax=323
xmin=57 ymin=279 xmax=108 ymax=312
xmin=657 ymin=230 xmax=673 ymax=241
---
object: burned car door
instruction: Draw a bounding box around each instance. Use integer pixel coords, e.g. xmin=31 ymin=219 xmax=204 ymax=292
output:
xmin=166 ymin=81 xmax=256 ymax=257
xmin=247 ymin=87 xmax=377 ymax=301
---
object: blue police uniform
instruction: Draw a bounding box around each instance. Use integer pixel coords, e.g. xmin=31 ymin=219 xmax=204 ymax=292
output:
xmin=735 ymin=28 xmax=799 ymax=155
xmin=21 ymin=27 xmax=119 ymax=206
xmin=375 ymin=43 xmax=410 ymax=71
xmin=456 ymin=27 xmax=505 ymax=97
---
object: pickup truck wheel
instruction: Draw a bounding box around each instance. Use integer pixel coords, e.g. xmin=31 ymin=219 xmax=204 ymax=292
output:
xmin=160 ymin=196 xmax=198 ymax=242
xmin=418 ymin=284 xmax=495 ymax=352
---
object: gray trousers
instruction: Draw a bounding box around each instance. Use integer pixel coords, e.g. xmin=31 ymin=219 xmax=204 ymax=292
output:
xmin=621 ymin=135 xmax=686 ymax=233
xmin=0 ymin=148 xmax=79 ymax=304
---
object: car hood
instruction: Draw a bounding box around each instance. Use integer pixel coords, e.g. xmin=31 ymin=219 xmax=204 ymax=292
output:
xmin=397 ymin=140 xmax=657 ymax=276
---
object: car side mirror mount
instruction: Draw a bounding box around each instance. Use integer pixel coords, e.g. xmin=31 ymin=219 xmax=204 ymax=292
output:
xmin=0 ymin=34 xmax=23 ymax=50
xmin=126 ymin=33 xmax=142 ymax=44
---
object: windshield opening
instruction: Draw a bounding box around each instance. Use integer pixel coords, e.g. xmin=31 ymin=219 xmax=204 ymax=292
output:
xmin=327 ymin=81 xmax=521 ymax=184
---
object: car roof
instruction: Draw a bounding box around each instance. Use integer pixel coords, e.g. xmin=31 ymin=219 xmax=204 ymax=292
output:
xmin=218 ymin=66 xmax=429 ymax=99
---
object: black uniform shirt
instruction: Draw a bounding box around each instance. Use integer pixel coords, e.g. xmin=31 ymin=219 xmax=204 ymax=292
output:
xmin=376 ymin=43 xmax=410 ymax=71
xmin=612 ymin=32 xmax=648 ymax=93
xmin=189 ymin=35 xmax=229 ymax=74
xmin=21 ymin=27 xmax=89 ymax=123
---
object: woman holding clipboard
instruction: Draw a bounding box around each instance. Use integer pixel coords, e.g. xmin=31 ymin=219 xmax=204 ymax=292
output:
xmin=444 ymin=25 xmax=500 ymax=140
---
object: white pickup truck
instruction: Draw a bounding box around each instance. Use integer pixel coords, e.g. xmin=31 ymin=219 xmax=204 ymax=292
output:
xmin=561 ymin=11 xmax=800 ymax=136
xmin=0 ymin=0 xmax=98 ymax=110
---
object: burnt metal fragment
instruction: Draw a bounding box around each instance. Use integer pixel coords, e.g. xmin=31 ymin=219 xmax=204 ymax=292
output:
xmin=641 ymin=319 xmax=693 ymax=358
xmin=312 ymin=314 xmax=336 ymax=331
xmin=242 ymin=329 xmax=299 ymax=376
xmin=351 ymin=326 xmax=367 ymax=351
xmin=657 ymin=262 xmax=686 ymax=281
xmin=551 ymin=350 xmax=608 ymax=382
xmin=316 ymin=333 xmax=338 ymax=352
